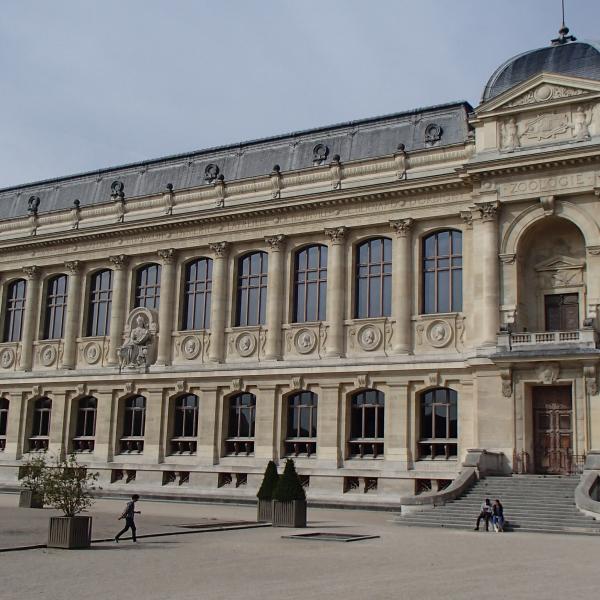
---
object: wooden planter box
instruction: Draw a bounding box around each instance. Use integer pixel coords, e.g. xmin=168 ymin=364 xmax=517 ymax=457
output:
xmin=272 ymin=500 xmax=307 ymax=528
xmin=257 ymin=498 xmax=273 ymax=522
xmin=48 ymin=516 xmax=93 ymax=549
xmin=19 ymin=489 xmax=44 ymax=508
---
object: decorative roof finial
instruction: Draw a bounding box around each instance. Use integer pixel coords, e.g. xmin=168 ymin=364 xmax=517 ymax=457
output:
xmin=551 ymin=0 xmax=576 ymax=45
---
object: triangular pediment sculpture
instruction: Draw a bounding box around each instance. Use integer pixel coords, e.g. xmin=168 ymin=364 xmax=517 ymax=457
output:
xmin=534 ymin=255 xmax=584 ymax=272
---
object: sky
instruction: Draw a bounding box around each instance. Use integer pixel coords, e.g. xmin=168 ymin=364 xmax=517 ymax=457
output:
xmin=1 ymin=0 xmax=599 ymax=189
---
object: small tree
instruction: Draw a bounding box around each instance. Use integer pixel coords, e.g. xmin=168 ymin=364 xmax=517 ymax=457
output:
xmin=257 ymin=460 xmax=279 ymax=501
xmin=20 ymin=454 xmax=47 ymax=501
xmin=42 ymin=454 xmax=99 ymax=517
xmin=272 ymin=459 xmax=306 ymax=502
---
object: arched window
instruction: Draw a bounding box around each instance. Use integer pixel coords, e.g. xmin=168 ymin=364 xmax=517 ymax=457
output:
xmin=349 ymin=389 xmax=384 ymax=458
xmin=0 ymin=398 xmax=8 ymax=451
xmin=236 ymin=252 xmax=268 ymax=326
xmin=171 ymin=394 xmax=198 ymax=454
xmin=120 ymin=395 xmax=146 ymax=453
xmin=30 ymin=397 xmax=52 ymax=451
xmin=135 ymin=263 xmax=161 ymax=310
xmin=422 ymin=230 xmax=462 ymax=314
xmin=182 ymin=258 xmax=212 ymax=330
xmin=285 ymin=391 xmax=318 ymax=456
xmin=43 ymin=275 xmax=68 ymax=339
xmin=87 ymin=270 xmax=113 ymax=337
xmin=73 ymin=397 xmax=97 ymax=452
xmin=355 ymin=238 xmax=392 ymax=319
xmin=419 ymin=387 xmax=458 ymax=459
xmin=3 ymin=279 xmax=26 ymax=342
xmin=226 ymin=393 xmax=256 ymax=455
xmin=293 ymin=245 xmax=327 ymax=323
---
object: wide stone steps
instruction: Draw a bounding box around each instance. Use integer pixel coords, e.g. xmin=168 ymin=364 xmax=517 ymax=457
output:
xmin=394 ymin=475 xmax=600 ymax=535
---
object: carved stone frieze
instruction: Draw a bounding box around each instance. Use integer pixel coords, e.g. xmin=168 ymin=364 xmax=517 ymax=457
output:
xmin=505 ymin=83 xmax=587 ymax=108
xmin=537 ymin=362 xmax=560 ymax=385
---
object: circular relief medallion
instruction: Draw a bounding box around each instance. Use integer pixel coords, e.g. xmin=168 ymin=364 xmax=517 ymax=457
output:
xmin=357 ymin=324 xmax=382 ymax=351
xmin=534 ymin=84 xmax=552 ymax=102
xmin=0 ymin=347 xmax=15 ymax=369
xmin=294 ymin=328 xmax=317 ymax=354
xmin=236 ymin=332 xmax=257 ymax=357
xmin=181 ymin=335 xmax=201 ymax=360
xmin=40 ymin=344 xmax=57 ymax=367
xmin=426 ymin=320 xmax=452 ymax=348
xmin=84 ymin=342 xmax=101 ymax=365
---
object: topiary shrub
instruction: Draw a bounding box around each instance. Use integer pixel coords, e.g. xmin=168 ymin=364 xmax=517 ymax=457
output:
xmin=272 ymin=459 xmax=306 ymax=502
xmin=257 ymin=460 xmax=279 ymax=501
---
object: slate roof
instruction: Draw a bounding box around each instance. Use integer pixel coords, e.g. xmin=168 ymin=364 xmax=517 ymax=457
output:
xmin=482 ymin=39 xmax=600 ymax=103
xmin=0 ymin=101 xmax=472 ymax=220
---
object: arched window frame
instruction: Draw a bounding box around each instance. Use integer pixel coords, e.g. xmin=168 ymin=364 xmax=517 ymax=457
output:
xmin=422 ymin=230 xmax=463 ymax=314
xmin=0 ymin=398 xmax=8 ymax=451
xmin=30 ymin=397 xmax=52 ymax=451
xmin=134 ymin=263 xmax=161 ymax=310
xmin=87 ymin=270 xmax=113 ymax=337
xmin=182 ymin=258 xmax=213 ymax=331
xmin=3 ymin=279 xmax=26 ymax=343
xmin=355 ymin=237 xmax=392 ymax=319
xmin=73 ymin=396 xmax=97 ymax=453
xmin=43 ymin=274 xmax=68 ymax=340
xmin=226 ymin=393 xmax=256 ymax=455
xmin=171 ymin=394 xmax=199 ymax=454
xmin=285 ymin=391 xmax=318 ymax=457
xmin=349 ymin=389 xmax=384 ymax=458
xmin=120 ymin=395 xmax=146 ymax=453
xmin=235 ymin=252 xmax=268 ymax=327
xmin=293 ymin=245 xmax=328 ymax=323
xmin=418 ymin=387 xmax=458 ymax=459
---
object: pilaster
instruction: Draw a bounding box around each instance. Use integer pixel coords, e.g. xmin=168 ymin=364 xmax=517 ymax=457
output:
xmin=254 ymin=385 xmax=279 ymax=460
xmin=324 ymin=227 xmax=347 ymax=357
xmin=316 ymin=384 xmax=342 ymax=467
xmin=389 ymin=219 xmax=413 ymax=353
xmin=156 ymin=248 xmax=177 ymax=366
xmin=107 ymin=255 xmax=129 ymax=366
xmin=264 ymin=235 xmax=286 ymax=360
xmin=62 ymin=261 xmax=83 ymax=369
xmin=208 ymin=242 xmax=230 ymax=363
xmin=19 ymin=266 xmax=41 ymax=371
xmin=196 ymin=387 xmax=220 ymax=465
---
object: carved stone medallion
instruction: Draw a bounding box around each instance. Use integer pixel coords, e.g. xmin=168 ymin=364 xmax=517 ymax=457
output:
xmin=294 ymin=329 xmax=317 ymax=354
xmin=181 ymin=335 xmax=201 ymax=360
xmin=236 ymin=332 xmax=257 ymax=357
xmin=40 ymin=345 xmax=57 ymax=367
xmin=0 ymin=348 xmax=15 ymax=369
xmin=357 ymin=324 xmax=382 ymax=351
xmin=84 ymin=342 xmax=101 ymax=365
xmin=426 ymin=320 xmax=452 ymax=348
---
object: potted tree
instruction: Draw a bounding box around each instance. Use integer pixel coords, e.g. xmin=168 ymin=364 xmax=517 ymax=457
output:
xmin=43 ymin=453 xmax=99 ymax=549
xmin=256 ymin=460 xmax=279 ymax=522
xmin=271 ymin=459 xmax=307 ymax=528
xmin=18 ymin=454 xmax=47 ymax=508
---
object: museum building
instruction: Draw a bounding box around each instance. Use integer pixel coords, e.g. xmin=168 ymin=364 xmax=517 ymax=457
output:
xmin=1 ymin=29 xmax=600 ymax=505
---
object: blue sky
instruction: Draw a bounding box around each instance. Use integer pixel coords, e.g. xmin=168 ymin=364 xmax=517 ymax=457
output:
xmin=1 ymin=0 xmax=598 ymax=188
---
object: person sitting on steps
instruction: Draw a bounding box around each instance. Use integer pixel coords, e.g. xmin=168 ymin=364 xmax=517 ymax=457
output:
xmin=474 ymin=498 xmax=493 ymax=531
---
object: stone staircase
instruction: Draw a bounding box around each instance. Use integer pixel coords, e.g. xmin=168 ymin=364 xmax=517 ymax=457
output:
xmin=395 ymin=475 xmax=600 ymax=535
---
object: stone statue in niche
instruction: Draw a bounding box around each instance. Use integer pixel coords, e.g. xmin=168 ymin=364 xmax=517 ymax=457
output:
xmin=571 ymin=106 xmax=592 ymax=141
xmin=119 ymin=315 xmax=152 ymax=369
xmin=501 ymin=118 xmax=520 ymax=150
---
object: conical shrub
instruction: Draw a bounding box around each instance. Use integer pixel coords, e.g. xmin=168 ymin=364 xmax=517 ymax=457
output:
xmin=257 ymin=460 xmax=279 ymax=500
xmin=272 ymin=458 xmax=306 ymax=502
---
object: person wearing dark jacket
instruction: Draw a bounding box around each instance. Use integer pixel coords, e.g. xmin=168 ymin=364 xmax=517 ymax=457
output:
xmin=492 ymin=499 xmax=505 ymax=532
xmin=115 ymin=494 xmax=141 ymax=543
xmin=474 ymin=498 xmax=493 ymax=531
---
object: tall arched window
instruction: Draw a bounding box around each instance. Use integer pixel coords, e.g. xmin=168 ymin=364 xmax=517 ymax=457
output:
xmin=30 ymin=397 xmax=52 ymax=451
xmin=43 ymin=275 xmax=68 ymax=339
xmin=419 ymin=387 xmax=458 ymax=459
xmin=293 ymin=245 xmax=327 ymax=323
xmin=349 ymin=389 xmax=384 ymax=457
xmin=182 ymin=258 xmax=212 ymax=330
xmin=355 ymin=238 xmax=392 ymax=319
xmin=285 ymin=391 xmax=318 ymax=456
xmin=87 ymin=270 xmax=113 ymax=337
xmin=3 ymin=279 xmax=26 ymax=342
xmin=171 ymin=394 xmax=199 ymax=454
xmin=236 ymin=252 xmax=268 ymax=326
xmin=0 ymin=398 xmax=8 ymax=451
xmin=73 ymin=396 xmax=97 ymax=452
xmin=135 ymin=263 xmax=161 ymax=310
xmin=422 ymin=230 xmax=462 ymax=314
xmin=226 ymin=393 xmax=256 ymax=455
xmin=120 ymin=395 xmax=146 ymax=453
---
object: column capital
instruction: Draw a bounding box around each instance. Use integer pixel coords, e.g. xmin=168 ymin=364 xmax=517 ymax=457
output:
xmin=264 ymin=234 xmax=286 ymax=251
xmin=389 ymin=218 xmax=414 ymax=237
xmin=324 ymin=226 xmax=347 ymax=245
xmin=208 ymin=241 xmax=230 ymax=259
xmin=460 ymin=210 xmax=474 ymax=229
xmin=64 ymin=260 xmax=82 ymax=274
xmin=22 ymin=265 xmax=40 ymax=280
xmin=108 ymin=254 xmax=129 ymax=270
xmin=476 ymin=201 xmax=500 ymax=222
xmin=157 ymin=248 xmax=176 ymax=264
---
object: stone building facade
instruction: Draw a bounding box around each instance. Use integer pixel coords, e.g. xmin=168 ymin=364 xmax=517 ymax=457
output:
xmin=1 ymin=34 xmax=600 ymax=505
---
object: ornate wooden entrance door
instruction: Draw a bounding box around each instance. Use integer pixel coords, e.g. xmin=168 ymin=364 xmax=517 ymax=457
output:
xmin=544 ymin=293 xmax=579 ymax=331
xmin=533 ymin=386 xmax=573 ymax=475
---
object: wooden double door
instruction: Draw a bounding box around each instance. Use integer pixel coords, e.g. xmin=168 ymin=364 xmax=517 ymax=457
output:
xmin=533 ymin=386 xmax=573 ymax=475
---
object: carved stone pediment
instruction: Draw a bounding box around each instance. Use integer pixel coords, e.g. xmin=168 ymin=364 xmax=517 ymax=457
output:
xmin=535 ymin=255 xmax=584 ymax=272
xmin=505 ymin=83 xmax=589 ymax=108
xmin=535 ymin=255 xmax=584 ymax=289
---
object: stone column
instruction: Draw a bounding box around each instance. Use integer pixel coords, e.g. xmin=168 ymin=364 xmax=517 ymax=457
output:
xmin=254 ymin=385 xmax=278 ymax=460
xmin=324 ymin=227 xmax=347 ymax=357
xmin=477 ymin=202 xmax=500 ymax=346
xmin=316 ymin=384 xmax=342 ymax=467
xmin=107 ymin=255 xmax=129 ymax=366
xmin=208 ymin=242 xmax=230 ymax=363
xmin=19 ymin=266 xmax=41 ymax=371
xmin=389 ymin=219 xmax=413 ymax=353
xmin=197 ymin=387 xmax=220 ymax=465
xmin=156 ymin=248 xmax=177 ymax=366
xmin=62 ymin=261 xmax=83 ymax=369
xmin=264 ymin=235 xmax=286 ymax=360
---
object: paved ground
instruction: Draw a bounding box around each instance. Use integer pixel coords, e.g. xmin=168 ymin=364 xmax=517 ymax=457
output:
xmin=1 ymin=493 xmax=600 ymax=600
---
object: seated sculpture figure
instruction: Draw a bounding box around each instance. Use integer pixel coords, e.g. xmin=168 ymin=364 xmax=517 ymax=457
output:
xmin=119 ymin=315 xmax=151 ymax=368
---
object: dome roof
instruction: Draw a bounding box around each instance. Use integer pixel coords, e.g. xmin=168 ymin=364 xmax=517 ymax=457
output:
xmin=482 ymin=39 xmax=600 ymax=103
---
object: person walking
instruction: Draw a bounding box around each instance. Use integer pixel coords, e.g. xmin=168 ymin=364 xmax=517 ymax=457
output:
xmin=115 ymin=494 xmax=141 ymax=543
xmin=474 ymin=498 xmax=493 ymax=531
xmin=492 ymin=499 xmax=505 ymax=532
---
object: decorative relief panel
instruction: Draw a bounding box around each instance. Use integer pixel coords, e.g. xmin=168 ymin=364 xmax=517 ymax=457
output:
xmin=413 ymin=314 xmax=465 ymax=354
xmin=0 ymin=344 xmax=19 ymax=371
xmin=283 ymin=323 xmax=327 ymax=359
xmin=76 ymin=337 xmax=110 ymax=368
xmin=225 ymin=327 xmax=266 ymax=361
xmin=535 ymin=256 xmax=584 ymax=290
xmin=33 ymin=341 xmax=62 ymax=370
xmin=505 ymin=83 xmax=588 ymax=108
xmin=173 ymin=331 xmax=211 ymax=364
xmin=346 ymin=319 xmax=391 ymax=356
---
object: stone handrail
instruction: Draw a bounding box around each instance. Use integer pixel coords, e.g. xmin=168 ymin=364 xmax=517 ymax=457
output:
xmin=575 ymin=470 xmax=600 ymax=520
